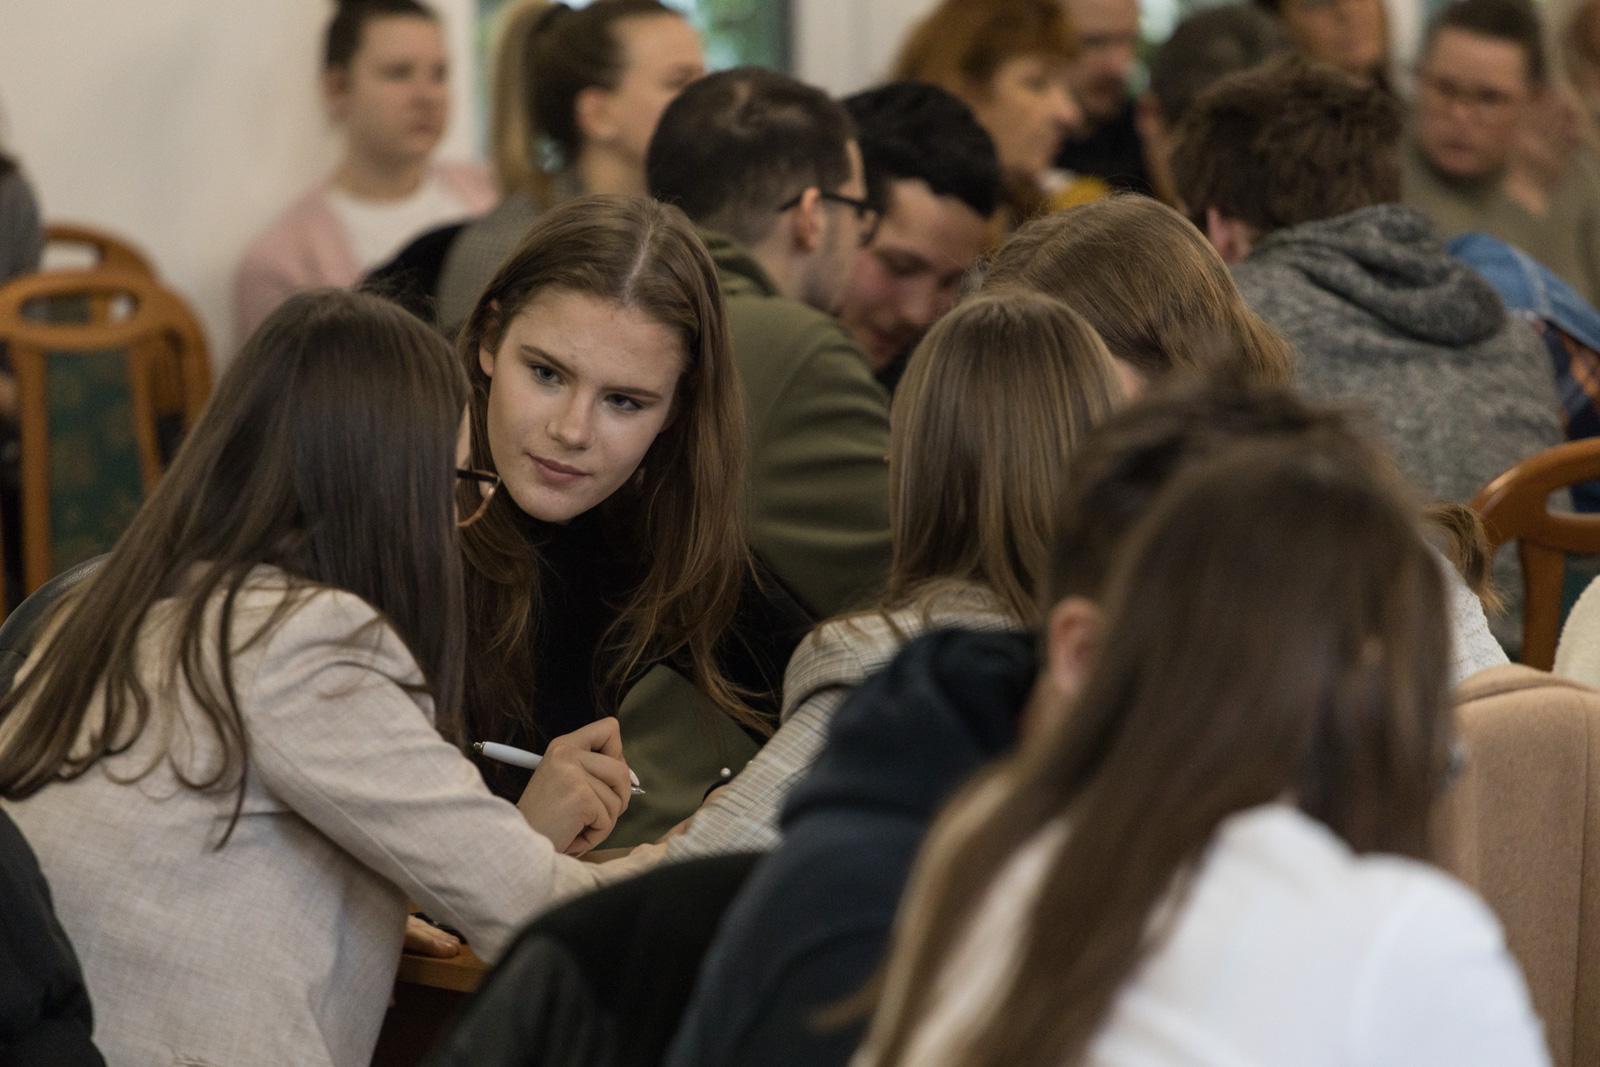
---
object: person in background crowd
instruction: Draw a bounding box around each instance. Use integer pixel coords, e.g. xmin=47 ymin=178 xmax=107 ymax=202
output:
xmin=0 ymin=147 xmax=41 ymax=287
xmin=1403 ymin=0 xmax=1600 ymax=306
xmin=0 ymin=141 xmax=42 ymax=601
xmin=454 ymin=194 xmax=810 ymax=830
xmin=418 ymin=0 xmax=704 ymax=332
xmin=1137 ymin=4 xmax=1290 ymax=207
xmin=981 ymin=195 xmax=1294 ymax=393
xmin=647 ymin=67 xmax=891 ymax=620
xmin=854 ymin=442 xmax=1546 ymax=1067
xmin=1054 ymin=0 xmax=1154 ymax=196
xmin=1255 ymin=0 xmax=1391 ymax=85
xmin=838 ymin=83 xmax=1001 ymax=393
xmin=234 ymin=0 xmax=494 ymax=336
xmin=652 ymin=289 xmax=1121 ymax=870
xmin=1566 ymin=0 xmax=1600 ymax=124
xmin=0 ymin=289 xmax=646 ymax=1067
xmin=892 ymin=0 xmax=1084 ymax=226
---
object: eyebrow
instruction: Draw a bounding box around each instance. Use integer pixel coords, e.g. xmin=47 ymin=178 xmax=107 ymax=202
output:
xmin=519 ymin=344 xmax=667 ymax=402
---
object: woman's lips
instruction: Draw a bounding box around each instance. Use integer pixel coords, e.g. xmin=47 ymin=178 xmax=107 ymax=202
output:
xmin=532 ymin=455 xmax=589 ymax=485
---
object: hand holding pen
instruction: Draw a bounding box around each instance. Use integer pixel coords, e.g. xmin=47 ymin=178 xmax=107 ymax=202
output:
xmin=488 ymin=719 xmax=637 ymax=856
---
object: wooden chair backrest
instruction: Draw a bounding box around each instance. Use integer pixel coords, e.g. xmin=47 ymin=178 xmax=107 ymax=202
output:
xmin=1472 ymin=439 xmax=1600 ymax=669
xmin=0 ymin=270 xmax=211 ymax=593
xmin=43 ymin=223 xmax=156 ymax=277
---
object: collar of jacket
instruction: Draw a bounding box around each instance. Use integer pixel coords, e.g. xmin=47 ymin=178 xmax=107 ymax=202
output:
xmin=697 ymin=228 xmax=781 ymax=300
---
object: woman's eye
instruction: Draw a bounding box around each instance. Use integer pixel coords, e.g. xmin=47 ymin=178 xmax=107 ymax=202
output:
xmin=607 ymin=394 xmax=643 ymax=413
xmin=530 ymin=364 xmax=559 ymax=384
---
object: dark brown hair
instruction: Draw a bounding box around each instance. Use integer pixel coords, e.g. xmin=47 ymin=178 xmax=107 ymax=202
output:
xmin=324 ymin=0 xmax=437 ymax=70
xmin=982 ymin=196 xmax=1295 ymax=386
xmin=1169 ymin=56 xmax=1403 ymax=235
xmin=457 ymin=194 xmax=757 ymax=742
xmin=1426 ymin=0 xmax=1547 ymax=85
xmin=0 ymin=290 xmax=469 ymax=842
xmin=863 ymin=440 xmax=1453 ymax=1067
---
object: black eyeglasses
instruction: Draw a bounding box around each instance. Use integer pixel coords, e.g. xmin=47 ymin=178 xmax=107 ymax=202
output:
xmin=455 ymin=468 xmax=500 ymax=529
xmin=776 ymin=190 xmax=881 ymax=246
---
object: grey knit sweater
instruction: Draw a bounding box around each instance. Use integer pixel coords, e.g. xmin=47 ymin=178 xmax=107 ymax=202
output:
xmin=1233 ymin=204 xmax=1561 ymax=506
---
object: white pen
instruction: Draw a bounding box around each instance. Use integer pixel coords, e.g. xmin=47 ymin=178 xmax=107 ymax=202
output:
xmin=472 ymin=740 xmax=645 ymax=796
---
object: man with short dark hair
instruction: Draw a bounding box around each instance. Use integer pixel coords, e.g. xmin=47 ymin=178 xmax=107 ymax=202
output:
xmin=1136 ymin=4 xmax=1289 ymax=206
xmin=648 ymin=68 xmax=890 ymax=618
xmin=1169 ymin=58 xmax=1560 ymax=510
xmin=1404 ymin=0 xmax=1600 ymax=303
xmin=838 ymin=83 xmax=1000 ymax=392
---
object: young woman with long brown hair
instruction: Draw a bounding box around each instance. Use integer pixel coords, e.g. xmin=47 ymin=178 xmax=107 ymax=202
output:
xmin=653 ymin=288 xmax=1122 ymax=863
xmin=982 ymin=194 xmax=1295 ymax=390
xmin=0 ymin=290 xmax=640 ymax=1067
xmin=455 ymin=193 xmax=809 ymax=822
xmin=856 ymin=445 xmax=1546 ymax=1067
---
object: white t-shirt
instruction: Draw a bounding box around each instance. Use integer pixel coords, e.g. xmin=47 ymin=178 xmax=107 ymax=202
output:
xmin=874 ymin=804 xmax=1549 ymax=1067
xmin=326 ymin=172 xmax=473 ymax=274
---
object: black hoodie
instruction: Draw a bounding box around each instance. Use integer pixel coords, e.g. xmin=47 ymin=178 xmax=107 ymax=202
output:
xmin=663 ymin=627 xmax=1035 ymax=1067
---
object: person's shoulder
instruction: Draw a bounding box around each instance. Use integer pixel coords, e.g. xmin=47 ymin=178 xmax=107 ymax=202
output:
xmin=433 ymin=160 xmax=498 ymax=213
xmin=227 ymin=569 xmax=421 ymax=686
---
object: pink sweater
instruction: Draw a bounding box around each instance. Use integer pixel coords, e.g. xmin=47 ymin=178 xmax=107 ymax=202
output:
xmin=233 ymin=161 xmax=495 ymax=338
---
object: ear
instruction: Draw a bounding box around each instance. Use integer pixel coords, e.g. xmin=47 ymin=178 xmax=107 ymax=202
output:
xmin=786 ymin=187 xmax=826 ymax=255
xmin=1024 ymin=596 xmax=1103 ymax=739
xmin=1205 ymin=206 xmax=1256 ymax=264
xmin=321 ymin=67 xmax=349 ymax=115
xmin=574 ymin=85 xmax=619 ymax=145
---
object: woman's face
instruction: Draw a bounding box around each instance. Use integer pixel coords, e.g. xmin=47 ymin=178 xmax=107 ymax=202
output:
xmin=1282 ymin=0 xmax=1388 ymax=80
xmin=966 ymin=55 xmax=1082 ymax=181
xmin=479 ymin=289 xmax=683 ymax=524
xmin=327 ymin=15 xmax=450 ymax=167
xmin=590 ymin=14 xmax=706 ymax=167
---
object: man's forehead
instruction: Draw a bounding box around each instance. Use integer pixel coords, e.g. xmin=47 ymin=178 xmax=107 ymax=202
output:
xmin=1424 ymin=27 xmax=1533 ymax=87
xmin=879 ymin=178 xmax=989 ymax=270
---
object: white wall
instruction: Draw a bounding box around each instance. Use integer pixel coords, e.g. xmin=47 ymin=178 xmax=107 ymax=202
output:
xmin=0 ymin=0 xmax=482 ymax=364
xmin=793 ymin=0 xmax=940 ymax=97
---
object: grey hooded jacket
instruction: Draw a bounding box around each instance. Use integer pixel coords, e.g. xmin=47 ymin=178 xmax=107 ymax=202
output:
xmin=1233 ymin=204 xmax=1561 ymax=506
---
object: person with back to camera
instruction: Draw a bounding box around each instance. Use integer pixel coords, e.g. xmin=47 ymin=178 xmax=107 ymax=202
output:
xmin=650 ymin=289 xmax=1122 ymax=868
xmin=234 ymin=0 xmax=495 ymax=336
xmin=668 ymin=378 xmax=1515 ymax=1067
xmin=855 ymin=440 xmax=1548 ymax=1067
xmin=0 ymin=289 xmax=649 ymax=1067
xmin=453 ymin=193 xmax=811 ymax=833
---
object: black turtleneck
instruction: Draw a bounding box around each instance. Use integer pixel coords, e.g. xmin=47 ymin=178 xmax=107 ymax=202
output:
xmin=472 ymin=509 xmax=815 ymax=800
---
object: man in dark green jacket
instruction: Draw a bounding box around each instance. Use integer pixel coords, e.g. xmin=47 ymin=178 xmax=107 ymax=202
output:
xmin=649 ymin=68 xmax=892 ymax=619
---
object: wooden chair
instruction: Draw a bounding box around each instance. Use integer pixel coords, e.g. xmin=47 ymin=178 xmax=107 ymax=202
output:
xmin=43 ymin=222 xmax=155 ymax=277
xmin=0 ymin=270 xmax=210 ymax=594
xmin=1472 ymin=438 xmax=1600 ymax=669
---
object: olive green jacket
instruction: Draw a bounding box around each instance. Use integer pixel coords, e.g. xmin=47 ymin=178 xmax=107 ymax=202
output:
xmin=705 ymin=231 xmax=892 ymax=618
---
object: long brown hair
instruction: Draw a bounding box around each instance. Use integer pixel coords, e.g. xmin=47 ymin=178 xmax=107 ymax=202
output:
xmin=982 ymin=195 xmax=1295 ymax=386
xmin=0 ymin=290 xmax=469 ymax=841
xmin=891 ymin=0 xmax=1075 ymax=101
xmin=862 ymin=442 xmax=1453 ymax=1067
xmin=489 ymin=0 xmax=682 ymax=202
xmin=885 ymin=290 xmax=1121 ymax=623
xmin=457 ymin=193 xmax=754 ymax=740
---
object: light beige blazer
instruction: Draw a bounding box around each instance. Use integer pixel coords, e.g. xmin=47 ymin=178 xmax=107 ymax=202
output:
xmin=2 ymin=572 xmax=612 ymax=1067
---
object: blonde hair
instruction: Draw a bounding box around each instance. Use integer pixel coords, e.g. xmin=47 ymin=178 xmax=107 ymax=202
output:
xmin=983 ymin=195 xmax=1295 ymax=386
xmin=487 ymin=0 xmax=553 ymax=197
xmin=886 ymin=290 xmax=1123 ymax=624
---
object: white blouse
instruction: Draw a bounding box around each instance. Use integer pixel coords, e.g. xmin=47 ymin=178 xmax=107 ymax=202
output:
xmin=866 ymin=804 xmax=1548 ymax=1067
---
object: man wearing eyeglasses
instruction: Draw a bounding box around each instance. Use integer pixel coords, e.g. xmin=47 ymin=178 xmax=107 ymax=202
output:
xmin=1403 ymin=0 xmax=1600 ymax=305
xmin=647 ymin=67 xmax=890 ymax=622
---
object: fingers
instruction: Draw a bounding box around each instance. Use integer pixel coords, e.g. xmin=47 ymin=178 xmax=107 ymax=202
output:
xmin=548 ymin=716 xmax=625 ymax=762
xmin=405 ymin=915 xmax=461 ymax=958
xmin=574 ymin=749 xmax=632 ymax=815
